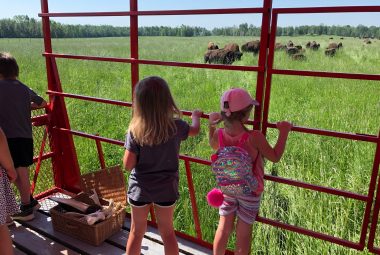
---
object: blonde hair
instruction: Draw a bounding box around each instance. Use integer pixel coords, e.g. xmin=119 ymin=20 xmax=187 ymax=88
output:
xmin=221 ymin=104 xmax=253 ymax=130
xmin=128 ymin=76 xmax=181 ymax=146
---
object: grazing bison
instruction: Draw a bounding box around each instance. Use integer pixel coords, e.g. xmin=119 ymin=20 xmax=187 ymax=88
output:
xmin=275 ymin=43 xmax=287 ymax=50
xmin=328 ymin=42 xmax=343 ymax=49
xmin=329 ymin=37 xmax=334 ymax=39
xmin=292 ymin=53 xmax=306 ymax=61
xmin=204 ymin=49 xmax=235 ymax=65
xmin=325 ymin=48 xmax=336 ymax=57
xmin=364 ymin=39 xmax=372 ymax=44
xmin=309 ymin=41 xmax=320 ymax=50
xmin=286 ymin=47 xmax=299 ymax=56
xmin=295 ymin=45 xmax=303 ymax=50
xmin=241 ymin=40 xmax=260 ymax=54
xmin=287 ymin=40 xmax=294 ymax=47
xmin=207 ymin=42 xmax=219 ymax=50
xmin=224 ymin=43 xmax=243 ymax=61
xmin=306 ymin=41 xmax=311 ymax=48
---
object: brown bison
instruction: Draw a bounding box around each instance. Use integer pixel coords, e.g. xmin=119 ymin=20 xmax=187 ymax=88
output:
xmin=241 ymin=40 xmax=260 ymax=54
xmin=275 ymin=43 xmax=287 ymax=50
xmin=224 ymin=43 xmax=243 ymax=61
xmin=207 ymin=42 xmax=219 ymax=50
xmin=287 ymin=40 xmax=294 ymax=47
xmin=204 ymin=49 xmax=235 ymax=65
xmin=328 ymin=42 xmax=343 ymax=49
xmin=306 ymin=41 xmax=311 ymax=48
xmin=325 ymin=48 xmax=336 ymax=57
xmin=309 ymin=41 xmax=320 ymax=50
xmin=292 ymin=53 xmax=306 ymax=61
xmin=286 ymin=47 xmax=299 ymax=56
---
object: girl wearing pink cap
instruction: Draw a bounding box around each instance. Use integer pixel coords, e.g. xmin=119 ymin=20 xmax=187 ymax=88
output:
xmin=208 ymin=88 xmax=292 ymax=255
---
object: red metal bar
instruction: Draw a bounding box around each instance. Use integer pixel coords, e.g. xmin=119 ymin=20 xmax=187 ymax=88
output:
xmin=184 ymin=160 xmax=203 ymax=240
xmin=42 ymin=53 xmax=262 ymax=72
xmin=130 ymin=0 xmax=139 ymax=91
xmin=361 ymin=132 xmax=380 ymax=249
xmin=31 ymin=127 xmax=48 ymax=194
xmin=256 ymin=216 xmax=363 ymax=250
xmin=368 ymin=163 xmax=380 ymax=253
xmin=38 ymin=8 xmax=265 ymax=17
xmin=273 ymin=6 xmax=380 ymax=14
xmin=270 ymin=69 xmax=380 ymax=81
xmin=32 ymin=152 xmax=54 ymax=163
xmin=266 ymin=122 xmax=378 ymax=143
xmin=95 ymin=135 xmax=106 ymax=169
xmin=46 ymin=91 xmax=132 ymax=107
xmin=254 ymin=0 xmax=272 ymax=131
xmin=264 ymin=175 xmax=367 ymax=201
xmin=31 ymin=114 xmax=49 ymax=126
xmin=261 ymin=12 xmax=278 ymax=135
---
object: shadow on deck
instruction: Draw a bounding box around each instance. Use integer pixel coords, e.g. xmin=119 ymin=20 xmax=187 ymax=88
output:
xmin=10 ymin=192 xmax=213 ymax=255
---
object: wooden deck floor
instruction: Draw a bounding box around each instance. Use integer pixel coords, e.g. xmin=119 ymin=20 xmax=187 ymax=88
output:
xmin=9 ymin=192 xmax=213 ymax=255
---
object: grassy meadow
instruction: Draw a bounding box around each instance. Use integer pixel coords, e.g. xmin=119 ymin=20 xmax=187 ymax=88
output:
xmin=1 ymin=36 xmax=379 ymax=254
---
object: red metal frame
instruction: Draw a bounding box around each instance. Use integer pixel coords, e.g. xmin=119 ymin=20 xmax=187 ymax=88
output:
xmin=34 ymin=0 xmax=380 ymax=253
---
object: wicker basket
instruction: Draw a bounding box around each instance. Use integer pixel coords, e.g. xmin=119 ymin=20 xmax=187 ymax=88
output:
xmin=50 ymin=166 xmax=126 ymax=246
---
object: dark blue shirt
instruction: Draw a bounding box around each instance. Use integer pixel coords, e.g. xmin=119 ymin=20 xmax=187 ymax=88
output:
xmin=124 ymin=119 xmax=190 ymax=202
xmin=0 ymin=79 xmax=44 ymax=139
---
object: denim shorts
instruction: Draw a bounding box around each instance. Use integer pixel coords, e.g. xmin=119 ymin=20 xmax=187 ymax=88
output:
xmin=219 ymin=193 xmax=262 ymax=224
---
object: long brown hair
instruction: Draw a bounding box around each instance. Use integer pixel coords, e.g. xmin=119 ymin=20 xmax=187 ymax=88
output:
xmin=128 ymin=76 xmax=181 ymax=146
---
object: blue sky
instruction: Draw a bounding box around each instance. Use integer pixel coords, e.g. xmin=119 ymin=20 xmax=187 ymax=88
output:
xmin=3 ymin=0 xmax=380 ymax=28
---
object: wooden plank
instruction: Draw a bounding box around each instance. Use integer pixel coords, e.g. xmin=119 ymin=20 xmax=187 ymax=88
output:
xmin=13 ymin=246 xmax=28 ymax=255
xmin=10 ymin=222 xmax=80 ymax=255
xmin=17 ymin=211 xmax=125 ymax=255
xmin=123 ymin=218 xmax=213 ymax=255
xmin=107 ymin=228 xmax=166 ymax=255
xmin=39 ymin=192 xmax=212 ymax=254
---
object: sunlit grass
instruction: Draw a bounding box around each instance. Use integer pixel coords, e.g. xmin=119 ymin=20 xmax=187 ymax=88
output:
xmin=1 ymin=36 xmax=379 ymax=254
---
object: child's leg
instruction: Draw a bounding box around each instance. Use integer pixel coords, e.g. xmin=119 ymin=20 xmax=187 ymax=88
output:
xmin=126 ymin=204 xmax=151 ymax=255
xmin=234 ymin=218 xmax=253 ymax=255
xmin=213 ymin=214 xmax=235 ymax=255
xmin=0 ymin=225 xmax=14 ymax=255
xmin=14 ymin=167 xmax=31 ymax=204
xmin=154 ymin=203 xmax=178 ymax=255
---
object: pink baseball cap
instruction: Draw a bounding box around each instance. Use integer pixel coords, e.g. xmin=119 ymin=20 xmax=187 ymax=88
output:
xmin=220 ymin=88 xmax=259 ymax=116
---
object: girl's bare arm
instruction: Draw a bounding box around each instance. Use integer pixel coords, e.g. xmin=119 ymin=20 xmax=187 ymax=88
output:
xmin=123 ymin=149 xmax=137 ymax=171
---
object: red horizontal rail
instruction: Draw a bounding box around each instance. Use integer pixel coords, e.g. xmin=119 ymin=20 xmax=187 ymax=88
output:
xmin=43 ymin=53 xmax=262 ymax=72
xmin=256 ymin=216 xmax=363 ymax=250
xmin=54 ymin=127 xmax=369 ymax=201
xmin=47 ymin=91 xmax=132 ymax=107
xmin=47 ymin=91 xmax=259 ymax=126
xmin=264 ymin=175 xmax=368 ymax=201
xmin=39 ymin=7 xmax=264 ymax=17
xmin=32 ymin=152 xmax=54 ymax=163
xmin=269 ymin=69 xmax=380 ymax=81
xmin=273 ymin=6 xmax=380 ymax=14
xmin=31 ymin=114 xmax=49 ymax=126
xmin=266 ymin=123 xmax=378 ymax=143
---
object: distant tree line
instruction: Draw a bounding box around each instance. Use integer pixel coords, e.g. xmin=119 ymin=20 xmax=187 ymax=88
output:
xmin=1 ymin=16 xmax=379 ymax=39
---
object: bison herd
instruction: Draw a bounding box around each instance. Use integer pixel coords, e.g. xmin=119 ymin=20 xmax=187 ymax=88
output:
xmin=203 ymin=38 xmax=361 ymax=64
xmin=204 ymin=40 xmax=260 ymax=65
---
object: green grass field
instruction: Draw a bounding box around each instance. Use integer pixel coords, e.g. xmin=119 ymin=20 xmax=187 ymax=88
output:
xmin=1 ymin=36 xmax=379 ymax=254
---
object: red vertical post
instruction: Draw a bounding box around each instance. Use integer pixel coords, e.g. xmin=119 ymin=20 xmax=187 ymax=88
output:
xmin=261 ymin=12 xmax=277 ymax=135
xmin=363 ymin=130 xmax=380 ymax=250
xmin=40 ymin=0 xmax=81 ymax=192
xmin=130 ymin=0 xmax=139 ymax=94
xmin=184 ymin=160 xmax=202 ymax=240
xmin=254 ymin=0 xmax=272 ymax=131
xmin=95 ymin=135 xmax=106 ymax=169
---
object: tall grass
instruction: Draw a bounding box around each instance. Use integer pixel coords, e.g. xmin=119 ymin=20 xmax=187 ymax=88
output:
xmin=1 ymin=36 xmax=379 ymax=254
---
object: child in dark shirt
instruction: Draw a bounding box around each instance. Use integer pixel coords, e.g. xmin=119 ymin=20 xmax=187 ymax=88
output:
xmin=123 ymin=76 xmax=202 ymax=255
xmin=0 ymin=52 xmax=47 ymax=221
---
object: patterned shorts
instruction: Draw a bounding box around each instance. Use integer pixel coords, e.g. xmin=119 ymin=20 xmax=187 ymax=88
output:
xmin=219 ymin=193 xmax=261 ymax=224
xmin=0 ymin=168 xmax=20 ymax=225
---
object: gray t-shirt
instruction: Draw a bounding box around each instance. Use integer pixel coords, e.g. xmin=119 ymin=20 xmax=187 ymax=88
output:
xmin=0 ymin=79 xmax=44 ymax=139
xmin=124 ymin=119 xmax=190 ymax=202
